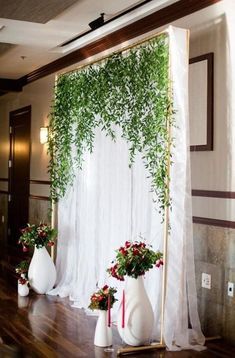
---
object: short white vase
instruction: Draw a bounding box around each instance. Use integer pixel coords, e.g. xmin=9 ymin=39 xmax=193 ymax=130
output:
xmin=18 ymin=274 xmax=29 ymax=297
xmin=117 ymin=276 xmax=154 ymax=346
xmin=94 ymin=310 xmax=112 ymax=347
xmin=28 ymin=246 xmax=56 ymax=294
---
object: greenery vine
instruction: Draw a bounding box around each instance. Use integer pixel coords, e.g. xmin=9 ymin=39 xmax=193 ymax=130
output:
xmin=48 ymin=33 xmax=173 ymax=215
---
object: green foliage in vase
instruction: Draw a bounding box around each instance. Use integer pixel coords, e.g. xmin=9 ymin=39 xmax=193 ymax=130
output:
xmin=88 ymin=285 xmax=117 ymax=311
xmin=19 ymin=223 xmax=57 ymax=249
xmin=15 ymin=260 xmax=30 ymax=277
xmin=48 ymin=33 xmax=173 ymax=215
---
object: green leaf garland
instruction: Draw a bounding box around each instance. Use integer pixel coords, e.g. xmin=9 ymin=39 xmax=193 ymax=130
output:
xmin=48 ymin=33 xmax=173 ymax=216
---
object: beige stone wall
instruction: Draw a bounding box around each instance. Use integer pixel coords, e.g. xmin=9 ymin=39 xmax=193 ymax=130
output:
xmin=194 ymin=224 xmax=235 ymax=340
xmin=188 ymin=2 xmax=235 ymax=343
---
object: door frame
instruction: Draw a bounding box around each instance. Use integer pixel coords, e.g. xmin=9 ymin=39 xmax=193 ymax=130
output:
xmin=8 ymin=105 xmax=31 ymax=246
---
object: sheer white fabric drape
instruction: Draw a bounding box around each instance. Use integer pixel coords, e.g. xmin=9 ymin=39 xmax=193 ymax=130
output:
xmin=49 ymin=26 xmax=205 ymax=350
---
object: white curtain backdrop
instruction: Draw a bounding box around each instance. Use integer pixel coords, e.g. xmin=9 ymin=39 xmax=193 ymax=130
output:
xmin=49 ymin=26 xmax=205 ymax=350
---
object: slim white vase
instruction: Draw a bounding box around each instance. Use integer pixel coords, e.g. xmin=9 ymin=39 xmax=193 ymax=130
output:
xmin=117 ymin=276 xmax=154 ymax=346
xmin=94 ymin=310 xmax=112 ymax=347
xmin=18 ymin=274 xmax=29 ymax=297
xmin=28 ymin=246 xmax=56 ymax=294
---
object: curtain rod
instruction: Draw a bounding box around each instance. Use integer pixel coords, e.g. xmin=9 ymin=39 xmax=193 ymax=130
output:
xmin=58 ymin=28 xmax=168 ymax=77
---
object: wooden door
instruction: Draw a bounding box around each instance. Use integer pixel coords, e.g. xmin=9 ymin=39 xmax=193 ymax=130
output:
xmin=8 ymin=106 xmax=31 ymax=246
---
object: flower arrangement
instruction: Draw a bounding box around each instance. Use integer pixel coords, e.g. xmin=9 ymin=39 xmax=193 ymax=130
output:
xmin=15 ymin=260 xmax=30 ymax=285
xmin=18 ymin=276 xmax=29 ymax=285
xmin=88 ymin=285 xmax=117 ymax=311
xmin=19 ymin=223 xmax=57 ymax=250
xmin=107 ymin=241 xmax=163 ymax=281
xmin=15 ymin=260 xmax=29 ymax=276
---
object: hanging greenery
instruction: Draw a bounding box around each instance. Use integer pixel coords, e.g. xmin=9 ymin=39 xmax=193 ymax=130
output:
xmin=48 ymin=33 xmax=173 ymax=215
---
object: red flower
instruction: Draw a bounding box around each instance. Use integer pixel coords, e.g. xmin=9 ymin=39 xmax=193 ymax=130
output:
xmin=102 ymin=285 xmax=109 ymax=291
xmin=39 ymin=231 xmax=47 ymax=238
xmin=133 ymin=248 xmax=139 ymax=256
xmin=125 ymin=241 xmax=131 ymax=248
xmin=19 ymin=277 xmax=27 ymax=285
xmin=119 ymin=247 xmax=127 ymax=256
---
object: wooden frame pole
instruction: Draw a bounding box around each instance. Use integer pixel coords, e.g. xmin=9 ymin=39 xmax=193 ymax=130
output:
xmin=50 ymin=74 xmax=58 ymax=263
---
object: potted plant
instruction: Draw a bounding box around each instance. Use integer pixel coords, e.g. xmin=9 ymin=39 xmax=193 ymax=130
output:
xmin=19 ymin=223 xmax=57 ymax=294
xmin=88 ymin=285 xmax=117 ymax=347
xmin=107 ymin=240 xmax=163 ymax=346
xmin=15 ymin=260 xmax=30 ymax=297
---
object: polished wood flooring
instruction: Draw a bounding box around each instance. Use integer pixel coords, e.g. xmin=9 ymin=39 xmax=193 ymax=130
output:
xmin=0 ymin=273 xmax=235 ymax=357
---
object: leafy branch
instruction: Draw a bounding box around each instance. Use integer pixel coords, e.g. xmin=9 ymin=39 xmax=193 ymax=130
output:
xmin=48 ymin=34 xmax=174 ymax=218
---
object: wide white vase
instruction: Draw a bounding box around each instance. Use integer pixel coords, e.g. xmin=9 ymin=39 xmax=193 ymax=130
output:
xmin=117 ymin=276 xmax=154 ymax=346
xmin=28 ymin=246 xmax=56 ymax=294
xmin=94 ymin=310 xmax=112 ymax=347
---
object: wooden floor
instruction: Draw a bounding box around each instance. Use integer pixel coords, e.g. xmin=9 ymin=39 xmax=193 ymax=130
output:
xmin=0 ymin=273 xmax=235 ymax=357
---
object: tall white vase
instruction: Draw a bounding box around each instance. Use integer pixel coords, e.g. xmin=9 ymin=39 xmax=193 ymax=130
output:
xmin=94 ymin=310 xmax=112 ymax=347
xmin=117 ymin=276 xmax=154 ymax=346
xmin=28 ymin=246 xmax=56 ymax=294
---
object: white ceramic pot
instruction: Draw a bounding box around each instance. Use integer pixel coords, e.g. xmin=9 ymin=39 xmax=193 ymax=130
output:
xmin=117 ymin=276 xmax=154 ymax=346
xmin=18 ymin=280 xmax=29 ymax=297
xmin=28 ymin=246 xmax=56 ymax=294
xmin=94 ymin=310 xmax=112 ymax=347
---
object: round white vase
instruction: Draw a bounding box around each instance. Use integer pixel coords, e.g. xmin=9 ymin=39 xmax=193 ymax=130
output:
xmin=94 ymin=310 xmax=112 ymax=347
xmin=18 ymin=280 xmax=29 ymax=297
xmin=28 ymin=246 xmax=56 ymax=294
xmin=117 ymin=276 xmax=154 ymax=346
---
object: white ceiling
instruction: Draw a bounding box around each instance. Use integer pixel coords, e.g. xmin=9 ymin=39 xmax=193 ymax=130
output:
xmin=0 ymin=0 xmax=178 ymax=79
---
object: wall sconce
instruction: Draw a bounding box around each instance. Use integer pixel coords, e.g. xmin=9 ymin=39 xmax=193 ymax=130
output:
xmin=40 ymin=127 xmax=48 ymax=144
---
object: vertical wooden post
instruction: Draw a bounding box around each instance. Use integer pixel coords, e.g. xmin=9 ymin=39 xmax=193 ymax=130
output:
xmin=50 ymin=74 xmax=58 ymax=263
xmin=159 ymin=94 xmax=172 ymax=345
xmin=50 ymin=201 xmax=56 ymax=262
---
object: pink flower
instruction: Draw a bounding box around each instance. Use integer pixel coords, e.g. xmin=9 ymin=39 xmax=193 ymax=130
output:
xmin=22 ymin=245 xmax=29 ymax=252
xmin=155 ymin=259 xmax=163 ymax=268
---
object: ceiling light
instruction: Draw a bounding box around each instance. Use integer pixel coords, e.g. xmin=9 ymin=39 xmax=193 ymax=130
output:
xmin=88 ymin=13 xmax=105 ymax=30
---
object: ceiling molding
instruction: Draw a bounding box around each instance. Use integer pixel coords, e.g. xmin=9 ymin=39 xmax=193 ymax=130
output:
xmin=2 ymin=0 xmax=222 ymax=94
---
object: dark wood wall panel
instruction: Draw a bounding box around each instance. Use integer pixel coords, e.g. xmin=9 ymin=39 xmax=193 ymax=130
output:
xmin=193 ymin=216 xmax=235 ymax=229
xmin=192 ymin=190 xmax=235 ymax=199
xmin=1 ymin=0 xmax=222 ymax=93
